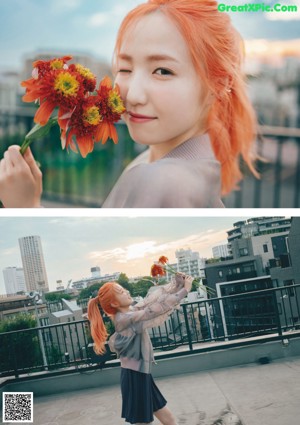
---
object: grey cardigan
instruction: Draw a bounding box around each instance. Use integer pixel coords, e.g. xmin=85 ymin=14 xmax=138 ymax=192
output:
xmin=102 ymin=133 xmax=224 ymax=208
xmin=109 ymin=275 xmax=188 ymax=374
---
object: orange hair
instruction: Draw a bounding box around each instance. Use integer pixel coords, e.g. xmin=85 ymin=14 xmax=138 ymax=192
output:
xmin=87 ymin=282 xmax=119 ymax=355
xmin=113 ymin=0 xmax=258 ymax=195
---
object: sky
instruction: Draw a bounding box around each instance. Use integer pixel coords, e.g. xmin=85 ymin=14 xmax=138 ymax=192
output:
xmin=0 ymin=0 xmax=299 ymax=71
xmin=0 ymin=215 xmax=250 ymax=295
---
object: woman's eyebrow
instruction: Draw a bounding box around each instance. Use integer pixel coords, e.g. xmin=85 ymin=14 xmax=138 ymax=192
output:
xmin=118 ymin=53 xmax=179 ymax=63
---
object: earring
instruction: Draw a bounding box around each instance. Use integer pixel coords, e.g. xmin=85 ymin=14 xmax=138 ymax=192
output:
xmin=226 ymin=88 xmax=232 ymax=93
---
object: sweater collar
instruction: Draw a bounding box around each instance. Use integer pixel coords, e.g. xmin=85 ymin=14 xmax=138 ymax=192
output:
xmin=163 ymin=132 xmax=215 ymax=161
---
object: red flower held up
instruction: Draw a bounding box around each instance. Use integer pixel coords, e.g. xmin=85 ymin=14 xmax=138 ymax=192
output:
xmin=151 ymin=264 xmax=166 ymax=278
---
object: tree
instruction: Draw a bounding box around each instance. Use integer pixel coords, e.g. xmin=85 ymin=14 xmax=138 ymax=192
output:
xmin=77 ymin=282 xmax=104 ymax=300
xmin=45 ymin=292 xmax=72 ymax=302
xmin=0 ymin=314 xmax=42 ymax=375
xmin=117 ymin=273 xmax=131 ymax=291
xmin=130 ymin=277 xmax=155 ymax=298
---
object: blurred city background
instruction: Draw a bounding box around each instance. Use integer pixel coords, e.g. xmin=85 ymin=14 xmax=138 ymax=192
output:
xmin=0 ymin=0 xmax=300 ymax=207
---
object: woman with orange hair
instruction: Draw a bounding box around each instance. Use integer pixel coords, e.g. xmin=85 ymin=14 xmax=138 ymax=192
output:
xmin=0 ymin=0 xmax=257 ymax=208
xmin=88 ymin=273 xmax=193 ymax=424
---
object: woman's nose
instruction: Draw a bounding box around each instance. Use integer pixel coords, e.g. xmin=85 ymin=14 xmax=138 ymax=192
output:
xmin=125 ymin=72 xmax=148 ymax=106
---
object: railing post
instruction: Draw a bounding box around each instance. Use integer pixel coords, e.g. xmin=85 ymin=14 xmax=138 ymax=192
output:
xmin=182 ymin=304 xmax=193 ymax=351
xmin=272 ymin=290 xmax=283 ymax=337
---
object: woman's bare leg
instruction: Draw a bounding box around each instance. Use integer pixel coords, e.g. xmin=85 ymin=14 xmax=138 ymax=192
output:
xmin=154 ymin=405 xmax=177 ymax=425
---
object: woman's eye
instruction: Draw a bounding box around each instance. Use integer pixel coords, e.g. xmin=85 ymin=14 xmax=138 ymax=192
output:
xmin=118 ymin=69 xmax=131 ymax=73
xmin=154 ymin=68 xmax=173 ymax=76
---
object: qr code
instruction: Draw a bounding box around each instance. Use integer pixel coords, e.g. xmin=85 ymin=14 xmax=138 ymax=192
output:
xmin=2 ymin=392 xmax=33 ymax=423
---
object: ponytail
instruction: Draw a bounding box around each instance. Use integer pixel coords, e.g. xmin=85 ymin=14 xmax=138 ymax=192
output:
xmin=87 ymin=297 xmax=108 ymax=355
xmin=87 ymin=282 xmax=119 ymax=355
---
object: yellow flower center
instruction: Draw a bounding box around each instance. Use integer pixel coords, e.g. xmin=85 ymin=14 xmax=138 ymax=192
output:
xmin=108 ymin=90 xmax=125 ymax=114
xmin=83 ymin=106 xmax=102 ymax=125
xmin=50 ymin=59 xmax=64 ymax=70
xmin=54 ymin=72 xmax=79 ymax=97
xmin=75 ymin=64 xmax=95 ymax=81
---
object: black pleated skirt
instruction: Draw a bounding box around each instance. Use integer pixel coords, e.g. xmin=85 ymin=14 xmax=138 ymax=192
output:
xmin=120 ymin=368 xmax=167 ymax=424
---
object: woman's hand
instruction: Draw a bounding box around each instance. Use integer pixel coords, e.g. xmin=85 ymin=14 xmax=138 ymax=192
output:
xmin=0 ymin=146 xmax=43 ymax=208
xmin=183 ymin=275 xmax=194 ymax=293
xmin=175 ymin=273 xmax=193 ymax=292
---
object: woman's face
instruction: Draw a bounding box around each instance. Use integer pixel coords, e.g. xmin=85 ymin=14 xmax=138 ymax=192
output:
xmin=112 ymin=284 xmax=133 ymax=308
xmin=115 ymin=11 xmax=207 ymax=154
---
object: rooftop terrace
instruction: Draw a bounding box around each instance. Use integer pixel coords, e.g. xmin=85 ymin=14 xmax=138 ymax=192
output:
xmin=1 ymin=356 xmax=299 ymax=425
xmin=1 ymin=335 xmax=300 ymax=425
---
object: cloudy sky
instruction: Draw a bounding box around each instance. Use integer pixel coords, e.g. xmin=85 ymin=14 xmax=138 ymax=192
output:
xmin=0 ymin=215 xmax=250 ymax=294
xmin=0 ymin=0 xmax=299 ymax=71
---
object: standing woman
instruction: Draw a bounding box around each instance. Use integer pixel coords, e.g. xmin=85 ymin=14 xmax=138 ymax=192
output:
xmin=0 ymin=0 xmax=257 ymax=208
xmin=87 ymin=274 xmax=193 ymax=424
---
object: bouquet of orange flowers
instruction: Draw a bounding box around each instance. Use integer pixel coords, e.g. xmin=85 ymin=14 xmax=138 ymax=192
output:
xmin=151 ymin=256 xmax=215 ymax=296
xmin=20 ymin=55 xmax=125 ymax=158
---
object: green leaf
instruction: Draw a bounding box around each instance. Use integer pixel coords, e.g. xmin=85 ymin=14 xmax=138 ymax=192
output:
xmin=24 ymin=117 xmax=57 ymax=142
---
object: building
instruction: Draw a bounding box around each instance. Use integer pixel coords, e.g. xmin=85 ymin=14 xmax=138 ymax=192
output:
xmin=72 ymin=268 xmax=120 ymax=290
xmin=166 ymin=249 xmax=206 ymax=280
xmin=215 ymin=275 xmax=275 ymax=339
xmin=212 ymin=244 xmax=230 ymax=259
xmin=270 ymin=217 xmax=300 ymax=330
xmin=227 ymin=217 xmax=291 ymax=243
xmin=18 ymin=236 xmax=49 ymax=293
xmin=205 ymin=255 xmax=265 ymax=292
xmin=48 ymin=299 xmax=86 ymax=363
xmin=91 ymin=267 xmax=101 ymax=278
xmin=204 ymin=217 xmax=299 ymax=340
xmin=0 ymin=295 xmax=47 ymax=321
xmin=227 ymin=217 xmax=291 ymax=270
xmin=2 ymin=267 xmax=26 ymax=295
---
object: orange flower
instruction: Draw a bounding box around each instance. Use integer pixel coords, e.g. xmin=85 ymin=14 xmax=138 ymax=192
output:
xmin=151 ymin=264 xmax=166 ymax=278
xmin=62 ymin=95 xmax=103 ymax=158
xmin=19 ymin=55 xmax=126 ymax=158
xmin=69 ymin=63 xmax=96 ymax=93
xmin=32 ymin=55 xmax=72 ymax=78
xmin=96 ymin=76 xmax=126 ymax=144
xmin=22 ymin=68 xmax=86 ymax=125
xmin=159 ymin=256 xmax=169 ymax=265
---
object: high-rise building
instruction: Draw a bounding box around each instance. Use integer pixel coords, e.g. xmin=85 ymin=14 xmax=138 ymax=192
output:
xmin=18 ymin=236 xmax=49 ymax=293
xmin=212 ymin=244 xmax=230 ymax=259
xmin=2 ymin=267 xmax=26 ymax=295
xmin=166 ymin=249 xmax=205 ymax=280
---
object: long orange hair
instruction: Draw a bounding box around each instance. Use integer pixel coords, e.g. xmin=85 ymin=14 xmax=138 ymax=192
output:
xmin=113 ymin=0 xmax=257 ymax=195
xmin=87 ymin=282 xmax=119 ymax=355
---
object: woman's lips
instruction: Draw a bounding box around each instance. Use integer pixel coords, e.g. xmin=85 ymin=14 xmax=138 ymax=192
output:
xmin=128 ymin=111 xmax=157 ymax=123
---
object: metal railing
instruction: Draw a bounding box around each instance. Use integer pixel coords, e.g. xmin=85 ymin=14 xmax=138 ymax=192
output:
xmin=224 ymin=126 xmax=300 ymax=208
xmin=1 ymin=284 xmax=299 ymax=378
xmin=0 ymin=113 xmax=299 ymax=207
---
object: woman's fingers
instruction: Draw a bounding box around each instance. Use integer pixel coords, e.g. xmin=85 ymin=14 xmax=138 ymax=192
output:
xmin=3 ymin=150 xmax=16 ymax=171
xmin=0 ymin=158 xmax=6 ymax=174
xmin=23 ymin=147 xmax=42 ymax=179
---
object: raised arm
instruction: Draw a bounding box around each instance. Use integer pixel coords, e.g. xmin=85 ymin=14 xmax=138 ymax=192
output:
xmin=114 ymin=274 xmax=193 ymax=332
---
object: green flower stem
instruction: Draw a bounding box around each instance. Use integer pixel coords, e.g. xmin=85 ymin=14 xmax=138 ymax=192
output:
xmin=20 ymin=139 xmax=32 ymax=155
xmin=20 ymin=118 xmax=58 ymax=155
xmin=164 ymin=264 xmax=178 ymax=274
